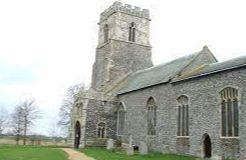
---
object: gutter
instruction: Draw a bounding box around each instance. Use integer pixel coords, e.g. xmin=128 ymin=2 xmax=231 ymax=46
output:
xmin=117 ymin=81 xmax=170 ymax=95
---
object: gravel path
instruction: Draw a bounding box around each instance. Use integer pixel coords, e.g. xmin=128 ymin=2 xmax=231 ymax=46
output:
xmin=62 ymin=148 xmax=95 ymax=160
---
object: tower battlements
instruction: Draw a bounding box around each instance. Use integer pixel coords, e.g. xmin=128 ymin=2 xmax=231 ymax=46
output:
xmin=100 ymin=1 xmax=150 ymax=22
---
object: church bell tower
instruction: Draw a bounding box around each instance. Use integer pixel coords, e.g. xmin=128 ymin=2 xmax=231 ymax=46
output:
xmin=91 ymin=1 xmax=153 ymax=90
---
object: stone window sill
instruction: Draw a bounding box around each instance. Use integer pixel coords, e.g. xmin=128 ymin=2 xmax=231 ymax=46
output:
xmin=220 ymin=136 xmax=240 ymax=139
xmin=177 ymin=136 xmax=189 ymax=138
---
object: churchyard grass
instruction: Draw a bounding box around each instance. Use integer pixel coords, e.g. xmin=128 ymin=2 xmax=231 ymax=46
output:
xmin=0 ymin=145 xmax=68 ymax=160
xmin=82 ymin=147 xmax=196 ymax=160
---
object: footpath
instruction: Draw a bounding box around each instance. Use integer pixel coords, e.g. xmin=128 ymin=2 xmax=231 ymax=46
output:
xmin=62 ymin=148 xmax=95 ymax=160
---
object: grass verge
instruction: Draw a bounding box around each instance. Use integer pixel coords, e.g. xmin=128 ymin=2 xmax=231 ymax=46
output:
xmin=82 ymin=147 xmax=196 ymax=160
xmin=0 ymin=145 xmax=68 ymax=160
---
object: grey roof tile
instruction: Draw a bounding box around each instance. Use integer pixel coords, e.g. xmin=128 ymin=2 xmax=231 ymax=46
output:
xmin=113 ymin=52 xmax=199 ymax=94
xmin=111 ymin=47 xmax=246 ymax=95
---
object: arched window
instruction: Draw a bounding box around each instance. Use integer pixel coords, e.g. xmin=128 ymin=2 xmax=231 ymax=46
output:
xmin=97 ymin=122 xmax=106 ymax=138
xmin=117 ymin=102 xmax=125 ymax=136
xmin=147 ymin=97 xmax=157 ymax=135
xmin=221 ymin=87 xmax=239 ymax=137
xmin=104 ymin=24 xmax=109 ymax=43
xmin=177 ymin=95 xmax=189 ymax=136
xmin=129 ymin=22 xmax=136 ymax=42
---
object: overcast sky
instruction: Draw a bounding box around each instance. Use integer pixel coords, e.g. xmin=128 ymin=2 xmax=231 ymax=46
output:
xmin=0 ymin=0 xmax=246 ymax=135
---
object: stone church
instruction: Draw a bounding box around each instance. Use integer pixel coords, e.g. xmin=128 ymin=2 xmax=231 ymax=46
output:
xmin=68 ymin=1 xmax=246 ymax=159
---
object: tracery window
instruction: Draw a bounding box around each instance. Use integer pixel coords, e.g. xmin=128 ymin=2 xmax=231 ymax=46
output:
xmin=97 ymin=122 xmax=106 ymax=138
xmin=177 ymin=95 xmax=189 ymax=136
xmin=117 ymin=102 xmax=125 ymax=136
xmin=221 ymin=87 xmax=239 ymax=137
xmin=147 ymin=97 xmax=157 ymax=135
xmin=104 ymin=24 xmax=109 ymax=43
xmin=129 ymin=22 xmax=136 ymax=42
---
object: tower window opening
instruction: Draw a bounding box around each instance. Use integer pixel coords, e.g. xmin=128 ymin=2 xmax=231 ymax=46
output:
xmin=104 ymin=24 xmax=109 ymax=43
xmin=129 ymin=22 xmax=136 ymax=42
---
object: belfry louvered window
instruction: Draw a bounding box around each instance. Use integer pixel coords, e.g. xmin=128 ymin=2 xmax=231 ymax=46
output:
xmin=177 ymin=95 xmax=189 ymax=136
xmin=129 ymin=22 xmax=136 ymax=42
xmin=104 ymin=24 xmax=109 ymax=43
xmin=221 ymin=87 xmax=239 ymax=137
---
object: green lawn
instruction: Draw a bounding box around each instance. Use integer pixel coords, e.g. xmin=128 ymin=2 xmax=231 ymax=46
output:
xmin=0 ymin=145 xmax=68 ymax=160
xmin=82 ymin=147 xmax=196 ymax=160
xmin=0 ymin=145 xmax=197 ymax=160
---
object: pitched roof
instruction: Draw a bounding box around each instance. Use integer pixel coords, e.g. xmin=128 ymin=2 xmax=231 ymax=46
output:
xmin=110 ymin=46 xmax=246 ymax=95
xmin=111 ymin=51 xmax=200 ymax=95
xmin=173 ymin=55 xmax=246 ymax=82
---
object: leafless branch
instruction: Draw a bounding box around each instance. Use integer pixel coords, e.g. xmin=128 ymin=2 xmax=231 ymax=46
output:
xmin=58 ymin=83 xmax=86 ymax=129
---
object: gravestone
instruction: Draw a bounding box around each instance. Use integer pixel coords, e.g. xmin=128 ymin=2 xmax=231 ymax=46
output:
xmin=211 ymin=155 xmax=221 ymax=160
xmin=126 ymin=146 xmax=134 ymax=155
xmin=129 ymin=135 xmax=133 ymax=147
xmin=106 ymin=139 xmax=114 ymax=150
xmin=126 ymin=135 xmax=134 ymax=155
xmin=139 ymin=141 xmax=148 ymax=155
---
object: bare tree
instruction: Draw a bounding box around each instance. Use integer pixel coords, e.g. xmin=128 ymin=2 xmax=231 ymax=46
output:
xmin=0 ymin=108 xmax=8 ymax=135
xmin=11 ymin=106 xmax=24 ymax=145
xmin=58 ymin=83 xmax=86 ymax=131
xmin=20 ymin=99 xmax=41 ymax=145
xmin=11 ymin=99 xmax=41 ymax=145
